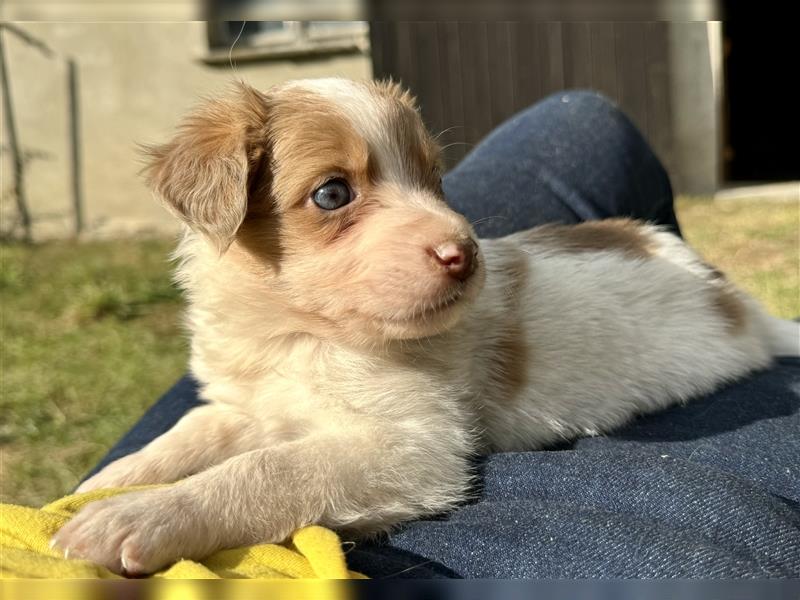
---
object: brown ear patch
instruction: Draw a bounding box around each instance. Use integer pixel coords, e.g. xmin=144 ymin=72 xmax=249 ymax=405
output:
xmin=142 ymin=83 xmax=270 ymax=253
xmin=264 ymin=87 xmax=370 ymax=211
xmin=523 ymin=218 xmax=654 ymax=259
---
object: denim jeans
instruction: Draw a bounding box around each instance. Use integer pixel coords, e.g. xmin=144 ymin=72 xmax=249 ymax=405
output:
xmin=86 ymin=91 xmax=800 ymax=578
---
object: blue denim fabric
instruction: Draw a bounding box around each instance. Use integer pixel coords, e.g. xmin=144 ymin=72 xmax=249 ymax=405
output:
xmin=443 ymin=90 xmax=681 ymax=238
xmin=86 ymin=91 xmax=800 ymax=578
xmin=385 ymin=358 xmax=800 ymax=578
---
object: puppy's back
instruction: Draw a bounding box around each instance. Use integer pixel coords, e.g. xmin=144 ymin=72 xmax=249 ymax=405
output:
xmin=470 ymin=219 xmax=784 ymax=451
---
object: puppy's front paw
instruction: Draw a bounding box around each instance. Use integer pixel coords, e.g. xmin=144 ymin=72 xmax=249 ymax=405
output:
xmin=51 ymin=489 xmax=209 ymax=575
xmin=76 ymin=452 xmax=167 ymax=493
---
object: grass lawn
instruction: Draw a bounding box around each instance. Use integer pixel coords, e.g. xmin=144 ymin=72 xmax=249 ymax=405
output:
xmin=1 ymin=240 xmax=187 ymax=506
xmin=676 ymin=196 xmax=799 ymax=319
xmin=1 ymin=197 xmax=798 ymax=507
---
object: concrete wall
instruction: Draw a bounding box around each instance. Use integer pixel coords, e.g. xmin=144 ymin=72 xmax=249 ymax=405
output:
xmin=667 ymin=22 xmax=722 ymax=195
xmin=1 ymin=22 xmax=371 ymax=240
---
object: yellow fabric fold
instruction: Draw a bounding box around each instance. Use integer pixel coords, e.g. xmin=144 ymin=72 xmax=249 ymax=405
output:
xmin=0 ymin=488 xmax=366 ymax=579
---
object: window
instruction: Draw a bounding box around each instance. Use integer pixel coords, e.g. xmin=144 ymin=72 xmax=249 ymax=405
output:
xmin=205 ymin=21 xmax=369 ymax=62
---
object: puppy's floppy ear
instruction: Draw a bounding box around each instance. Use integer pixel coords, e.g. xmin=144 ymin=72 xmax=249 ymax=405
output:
xmin=143 ymin=83 xmax=269 ymax=253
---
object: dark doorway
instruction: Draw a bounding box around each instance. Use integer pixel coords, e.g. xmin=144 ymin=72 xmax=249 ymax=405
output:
xmin=723 ymin=18 xmax=800 ymax=181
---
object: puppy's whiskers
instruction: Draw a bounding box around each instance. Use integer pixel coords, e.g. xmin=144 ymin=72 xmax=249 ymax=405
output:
xmin=433 ymin=125 xmax=463 ymax=141
xmin=440 ymin=141 xmax=475 ymax=152
xmin=471 ymin=215 xmax=507 ymax=227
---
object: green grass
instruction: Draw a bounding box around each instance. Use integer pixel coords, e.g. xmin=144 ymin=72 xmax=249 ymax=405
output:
xmin=1 ymin=197 xmax=798 ymax=507
xmin=676 ymin=196 xmax=799 ymax=319
xmin=1 ymin=239 xmax=188 ymax=506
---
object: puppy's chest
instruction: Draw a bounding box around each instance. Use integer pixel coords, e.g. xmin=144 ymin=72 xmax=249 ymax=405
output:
xmin=320 ymin=351 xmax=477 ymax=425
xmin=229 ymin=346 xmax=479 ymax=436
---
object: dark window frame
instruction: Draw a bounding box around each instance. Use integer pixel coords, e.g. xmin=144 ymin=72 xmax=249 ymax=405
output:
xmin=204 ymin=21 xmax=369 ymax=64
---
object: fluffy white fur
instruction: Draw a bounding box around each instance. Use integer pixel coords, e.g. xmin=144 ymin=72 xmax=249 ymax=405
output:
xmin=52 ymin=78 xmax=799 ymax=576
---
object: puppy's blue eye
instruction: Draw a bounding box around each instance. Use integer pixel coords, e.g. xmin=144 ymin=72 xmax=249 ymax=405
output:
xmin=313 ymin=179 xmax=352 ymax=210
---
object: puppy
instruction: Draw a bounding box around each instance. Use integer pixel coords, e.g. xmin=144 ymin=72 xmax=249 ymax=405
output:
xmin=53 ymin=78 xmax=799 ymax=575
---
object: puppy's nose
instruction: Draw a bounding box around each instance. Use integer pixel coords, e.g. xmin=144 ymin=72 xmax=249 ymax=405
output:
xmin=431 ymin=239 xmax=478 ymax=281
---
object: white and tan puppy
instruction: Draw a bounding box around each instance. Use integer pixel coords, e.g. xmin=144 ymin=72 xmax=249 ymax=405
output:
xmin=53 ymin=78 xmax=799 ymax=575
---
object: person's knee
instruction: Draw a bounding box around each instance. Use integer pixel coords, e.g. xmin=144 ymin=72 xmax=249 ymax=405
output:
xmin=542 ymin=89 xmax=618 ymax=112
xmin=523 ymin=90 xmax=675 ymax=224
xmin=548 ymin=90 xmax=669 ymax=169
xmin=536 ymin=90 xmax=638 ymax=141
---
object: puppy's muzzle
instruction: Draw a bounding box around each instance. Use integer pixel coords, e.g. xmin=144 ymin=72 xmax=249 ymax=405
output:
xmin=430 ymin=238 xmax=479 ymax=281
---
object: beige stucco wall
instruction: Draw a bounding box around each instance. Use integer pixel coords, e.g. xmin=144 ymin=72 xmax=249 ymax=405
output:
xmin=1 ymin=22 xmax=371 ymax=240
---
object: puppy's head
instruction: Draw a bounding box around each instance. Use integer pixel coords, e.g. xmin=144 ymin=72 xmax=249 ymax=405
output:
xmin=144 ymin=78 xmax=484 ymax=344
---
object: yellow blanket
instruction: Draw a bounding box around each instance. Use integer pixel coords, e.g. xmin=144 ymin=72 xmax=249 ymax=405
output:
xmin=0 ymin=488 xmax=366 ymax=579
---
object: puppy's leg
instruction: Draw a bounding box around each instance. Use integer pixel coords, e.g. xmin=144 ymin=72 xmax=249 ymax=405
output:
xmin=53 ymin=425 xmax=471 ymax=575
xmin=76 ymin=404 xmax=264 ymax=492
